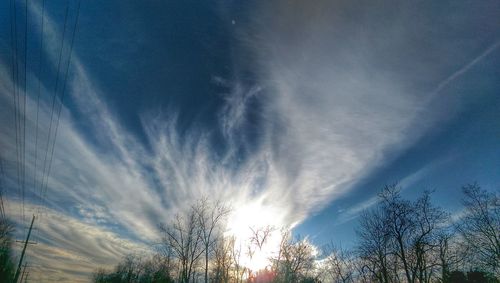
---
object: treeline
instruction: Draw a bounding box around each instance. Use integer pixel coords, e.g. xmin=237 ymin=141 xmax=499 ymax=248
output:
xmin=93 ymin=184 xmax=499 ymax=283
xmin=93 ymin=198 xmax=320 ymax=283
xmin=326 ymin=184 xmax=499 ymax=283
xmin=0 ymin=195 xmax=15 ymax=282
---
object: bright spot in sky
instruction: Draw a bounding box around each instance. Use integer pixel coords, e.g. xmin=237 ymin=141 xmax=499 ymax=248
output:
xmin=225 ymin=201 xmax=286 ymax=271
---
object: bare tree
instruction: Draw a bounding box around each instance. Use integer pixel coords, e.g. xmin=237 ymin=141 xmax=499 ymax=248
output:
xmin=0 ymin=215 xmax=12 ymax=249
xmin=230 ymin=236 xmax=246 ymax=283
xmin=194 ymin=198 xmax=230 ymax=283
xmin=245 ymin=224 xmax=275 ymax=278
xmin=357 ymin=185 xmax=449 ymax=283
xmin=352 ymin=257 xmax=375 ymax=283
xmin=249 ymin=225 xmax=274 ymax=251
xmin=0 ymin=187 xmax=14 ymax=282
xmin=212 ymin=236 xmax=233 ymax=283
xmin=379 ymin=186 xmax=416 ymax=283
xmin=436 ymin=229 xmax=465 ymax=281
xmin=412 ymin=191 xmax=449 ymax=283
xmin=160 ymin=209 xmax=205 ymax=283
xmin=457 ymin=184 xmax=500 ymax=276
xmin=92 ymin=253 xmax=174 ymax=283
xmin=274 ymin=231 xmax=316 ymax=282
xmin=323 ymin=244 xmax=355 ymax=283
xmin=380 ymin=186 xmax=449 ymax=283
xmin=356 ymin=207 xmax=392 ymax=283
xmin=153 ymin=244 xmax=176 ymax=281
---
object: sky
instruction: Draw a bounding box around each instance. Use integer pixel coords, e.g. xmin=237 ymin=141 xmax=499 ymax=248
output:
xmin=0 ymin=0 xmax=499 ymax=281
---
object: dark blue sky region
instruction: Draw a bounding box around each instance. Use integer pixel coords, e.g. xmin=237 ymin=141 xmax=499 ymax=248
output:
xmin=0 ymin=0 xmax=499 ymax=281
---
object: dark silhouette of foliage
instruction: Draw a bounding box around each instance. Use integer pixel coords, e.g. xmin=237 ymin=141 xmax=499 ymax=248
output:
xmin=445 ymin=270 xmax=468 ymax=283
xmin=355 ymin=185 xmax=449 ymax=283
xmin=0 ymin=216 xmax=15 ymax=282
xmin=272 ymin=231 xmax=316 ymax=283
xmin=352 ymin=184 xmax=500 ymax=283
xmin=211 ymin=236 xmax=234 ymax=283
xmin=457 ymin=184 xmax=500 ymax=276
xmin=443 ymin=270 xmax=500 ymax=283
xmin=159 ymin=207 xmax=205 ymax=283
xmin=194 ymin=198 xmax=230 ymax=283
xmin=92 ymin=254 xmax=174 ymax=283
xmin=90 ymin=186 xmax=500 ymax=283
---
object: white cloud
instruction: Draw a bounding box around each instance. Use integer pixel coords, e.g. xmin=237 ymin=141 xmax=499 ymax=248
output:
xmin=0 ymin=1 xmax=494 ymax=281
xmin=7 ymin=200 xmax=150 ymax=283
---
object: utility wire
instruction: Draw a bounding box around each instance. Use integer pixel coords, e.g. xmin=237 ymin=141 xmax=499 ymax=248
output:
xmin=34 ymin=0 xmax=45 ymax=206
xmin=10 ymin=0 xmax=23 ymax=231
xmin=42 ymin=0 xmax=82 ymax=201
xmin=40 ymin=1 xmax=69 ymax=203
xmin=22 ymin=0 xmax=30 ymax=229
xmin=0 ymin=157 xmax=6 ymax=219
xmin=36 ymin=0 xmax=70 ymax=247
xmin=32 ymin=0 xmax=46 ymax=246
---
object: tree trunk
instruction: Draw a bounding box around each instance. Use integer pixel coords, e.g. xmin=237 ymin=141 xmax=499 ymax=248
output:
xmin=205 ymin=247 xmax=209 ymax=283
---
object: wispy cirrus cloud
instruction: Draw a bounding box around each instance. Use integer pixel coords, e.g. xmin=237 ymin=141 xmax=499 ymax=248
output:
xmin=7 ymin=201 xmax=150 ymax=283
xmin=0 ymin=0 xmax=497 ymax=281
xmin=228 ymin=0 xmax=499 ymax=224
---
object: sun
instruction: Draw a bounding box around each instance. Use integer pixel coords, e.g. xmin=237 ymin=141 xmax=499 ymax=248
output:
xmin=225 ymin=201 xmax=286 ymax=271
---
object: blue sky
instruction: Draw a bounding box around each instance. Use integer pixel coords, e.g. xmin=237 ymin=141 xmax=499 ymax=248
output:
xmin=0 ymin=1 xmax=499 ymax=281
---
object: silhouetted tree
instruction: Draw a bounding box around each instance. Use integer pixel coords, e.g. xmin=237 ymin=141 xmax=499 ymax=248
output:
xmin=95 ymin=183 xmax=500 ymax=283
xmin=457 ymin=184 xmax=500 ymax=276
xmin=356 ymin=207 xmax=392 ymax=283
xmin=273 ymin=231 xmax=316 ymax=282
xmin=412 ymin=190 xmax=449 ymax=282
xmin=437 ymin=229 xmax=467 ymax=281
xmin=160 ymin=209 xmax=205 ymax=283
xmin=443 ymin=270 xmax=499 ymax=283
xmin=379 ymin=186 xmax=415 ymax=282
xmin=230 ymin=235 xmax=246 ymax=283
xmin=92 ymin=254 xmax=174 ymax=283
xmin=249 ymin=226 xmax=274 ymax=252
xmin=0 ymin=216 xmax=14 ymax=282
xmin=322 ymin=244 xmax=355 ymax=283
xmin=466 ymin=270 xmax=499 ymax=283
xmin=194 ymin=198 xmax=230 ymax=283
xmin=211 ymin=236 xmax=233 ymax=283
xmin=444 ymin=270 xmax=467 ymax=283
xmin=356 ymin=185 xmax=450 ymax=283
xmin=0 ymin=187 xmax=14 ymax=283
xmin=247 ymin=225 xmax=274 ymax=278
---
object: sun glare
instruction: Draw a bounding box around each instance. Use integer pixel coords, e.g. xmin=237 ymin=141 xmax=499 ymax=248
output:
xmin=225 ymin=201 xmax=286 ymax=272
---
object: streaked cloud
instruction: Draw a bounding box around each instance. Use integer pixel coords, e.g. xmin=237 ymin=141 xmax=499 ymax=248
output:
xmin=0 ymin=0 xmax=496 ymax=281
xmin=8 ymin=201 xmax=150 ymax=282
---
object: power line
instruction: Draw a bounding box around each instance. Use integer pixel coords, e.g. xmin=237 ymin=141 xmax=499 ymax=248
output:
xmin=34 ymin=0 xmax=45 ymax=211
xmin=42 ymin=0 xmax=82 ymax=202
xmin=34 ymin=1 xmax=82 ymax=252
xmin=6 ymin=3 xmax=83 ymax=279
xmin=0 ymin=157 xmax=6 ymax=219
xmin=13 ymin=214 xmax=35 ymax=283
xmin=10 ymin=0 xmax=24 ymax=231
xmin=32 ymin=0 xmax=46 ymax=248
xmin=39 ymin=0 xmax=70 ymax=204
xmin=22 ymin=0 xmax=29 ymax=231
